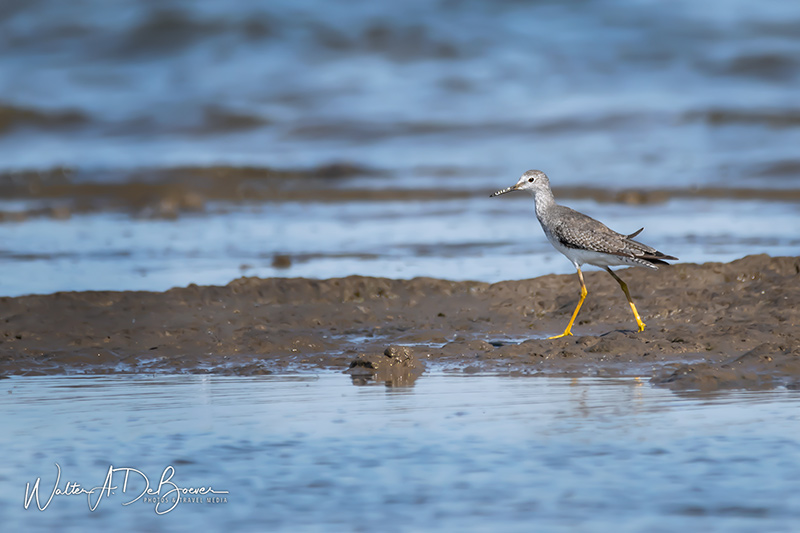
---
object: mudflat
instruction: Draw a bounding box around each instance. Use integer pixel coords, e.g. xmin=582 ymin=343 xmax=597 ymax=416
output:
xmin=1 ymin=254 xmax=797 ymax=390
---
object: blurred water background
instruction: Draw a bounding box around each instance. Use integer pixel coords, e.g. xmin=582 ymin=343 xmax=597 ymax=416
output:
xmin=1 ymin=0 xmax=799 ymax=295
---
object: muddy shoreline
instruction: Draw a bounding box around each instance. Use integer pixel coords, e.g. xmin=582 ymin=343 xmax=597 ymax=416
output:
xmin=3 ymin=165 xmax=800 ymax=222
xmin=1 ymin=254 xmax=798 ymax=390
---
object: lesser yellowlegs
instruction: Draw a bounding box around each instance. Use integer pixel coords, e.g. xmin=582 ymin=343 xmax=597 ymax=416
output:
xmin=490 ymin=169 xmax=677 ymax=338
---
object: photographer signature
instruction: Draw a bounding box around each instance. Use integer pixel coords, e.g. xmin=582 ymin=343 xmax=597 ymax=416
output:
xmin=24 ymin=463 xmax=229 ymax=514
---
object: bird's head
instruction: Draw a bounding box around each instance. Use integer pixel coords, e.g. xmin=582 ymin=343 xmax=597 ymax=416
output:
xmin=490 ymin=169 xmax=549 ymax=197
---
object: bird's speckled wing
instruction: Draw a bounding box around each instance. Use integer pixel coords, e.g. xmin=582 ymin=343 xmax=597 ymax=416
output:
xmin=545 ymin=205 xmax=676 ymax=266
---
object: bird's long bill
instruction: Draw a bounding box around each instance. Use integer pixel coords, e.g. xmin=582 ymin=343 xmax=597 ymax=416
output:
xmin=489 ymin=184 xmax=517 ymax=197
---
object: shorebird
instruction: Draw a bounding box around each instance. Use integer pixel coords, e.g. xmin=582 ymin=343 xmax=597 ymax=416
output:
xmin=490 ymin=169 xmax=677 ymax=338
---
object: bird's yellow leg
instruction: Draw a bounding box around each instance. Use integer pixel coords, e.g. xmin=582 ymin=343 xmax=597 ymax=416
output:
xmin=605 ymin=268 xmax=645 ymax=332
xmin=548 ymin=267 xmax=587 ymax=339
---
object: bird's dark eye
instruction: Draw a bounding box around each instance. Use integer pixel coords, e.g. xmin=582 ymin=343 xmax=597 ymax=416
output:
xmin=528 ymin=177 xmax=534 ymax=182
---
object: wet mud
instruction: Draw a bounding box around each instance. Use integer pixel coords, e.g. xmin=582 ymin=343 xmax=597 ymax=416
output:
xmin=2 ymin=165 xmax=799 ymax=222
xmin=0 ymin=254 xmax=797 ymax=391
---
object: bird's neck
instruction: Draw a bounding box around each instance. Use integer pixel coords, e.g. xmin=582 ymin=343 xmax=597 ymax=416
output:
xmin=532 ymin=188 xmax=556 ymax=221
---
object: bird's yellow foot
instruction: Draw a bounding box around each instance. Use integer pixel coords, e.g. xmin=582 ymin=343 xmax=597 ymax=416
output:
xmin=628 ymin=301 xmax=646 ymax=332
xmin=548 ymin=330 xmax=573 ymax=340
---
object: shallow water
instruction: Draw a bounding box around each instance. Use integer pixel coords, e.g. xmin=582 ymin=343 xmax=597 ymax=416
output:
xmin=1 ymin=196 xmax=798 ymax=296
xmin=2 ymin=373 xmax=799 ymax=532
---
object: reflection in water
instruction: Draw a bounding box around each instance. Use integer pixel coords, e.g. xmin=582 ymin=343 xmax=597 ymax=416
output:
xmin=1 ymin=373 xmax=799 ymax=531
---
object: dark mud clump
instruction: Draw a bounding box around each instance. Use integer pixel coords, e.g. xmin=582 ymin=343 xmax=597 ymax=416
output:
xmin=0 ymin=254 xmax=798 ymax=390
xmin=653 ymin=342 xmax=800 ymax=391
xmin=345 ymin=346 xmax=424 ymax=387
